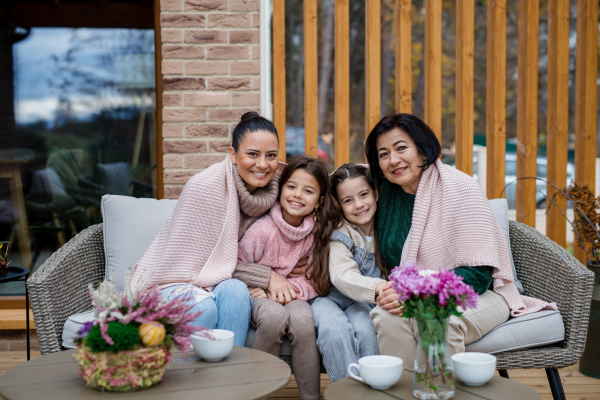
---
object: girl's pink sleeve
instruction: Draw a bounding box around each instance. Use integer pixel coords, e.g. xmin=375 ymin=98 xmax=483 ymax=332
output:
xmin=288 ymin=269 xmax=319 ymax=300
xmin=237 ymin=220 xmax=267 ymax=264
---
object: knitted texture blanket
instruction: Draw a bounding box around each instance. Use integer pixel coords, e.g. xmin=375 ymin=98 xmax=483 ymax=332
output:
xmin=237 ymin=202 xmax=318 ymax=300
xmin=401 ymin=160 xmax=556 ymax=317
xmin=131 ymin=158 xmax=276 ymax=292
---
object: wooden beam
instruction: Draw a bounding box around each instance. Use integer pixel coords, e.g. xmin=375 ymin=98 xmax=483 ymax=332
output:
xmin=486 ymin=0 xmax=507 ymax=199
xmin=516 ymin=0 xmax=539 ymax=227
xmin=6 ymin=2 xmax=153 ymax=29
xmin=304 ymin=0 xmax=318 ymax=158
xmin=273 ymin=0 xmax=287 ymax=162
xmin=546 ymin=0 xmax=569 ymax=247
xmin=154 ymin=0 xmax=163 ymax=199
xmin=455 ymin=0 xmax=474 ymax=176
xmin=335 ymin=0 xmax=350 ymax=168
xmin=395 ymin=0 xmax=412 ymax=114
xmin=365 ymin=0 xmax=381 ymax=138
xmin=574 ymin=0 xmax=599 ymax=261
xmin=424 ymin=0 xmax=442 ymax=142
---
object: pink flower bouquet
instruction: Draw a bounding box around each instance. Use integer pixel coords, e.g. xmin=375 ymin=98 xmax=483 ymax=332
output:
xmin=389 ymin=261 xmax=479 ymax=400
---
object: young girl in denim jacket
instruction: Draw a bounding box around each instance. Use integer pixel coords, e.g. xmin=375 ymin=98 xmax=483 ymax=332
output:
xmin=310 ymin=164 xmax=390 ymax=382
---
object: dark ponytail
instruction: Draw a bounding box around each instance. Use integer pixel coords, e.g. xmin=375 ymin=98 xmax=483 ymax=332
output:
xmin=232 ymin=112 xmax=279 ymax=151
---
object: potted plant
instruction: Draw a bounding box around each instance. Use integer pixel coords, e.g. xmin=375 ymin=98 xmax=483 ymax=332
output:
xmin=74 ymin=271 xmax=205 ymax=391
xmin=389 ymin=261 xmax=479 ymax=399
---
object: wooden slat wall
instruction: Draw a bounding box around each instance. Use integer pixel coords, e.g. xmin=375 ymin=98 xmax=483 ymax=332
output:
xmin=574 ymin=0 xmax=599 ymax=261
xmin=486 ymin=0 xmax=507 ymax=199
xmin=395 ymin=0 xmax=412 ymax=114
xmin=424 ymin=0 xmax=442 ymax=142
xmin=335 ymin=0 xmax=350 ymax=168
xmin=365 ymin=0 xmax=381 ymax=138
xmin=516 ymin=0 xmax=539 ymax=227
xmin=455 ymin=0 xmax=474 ymax=176
xmin=273 ymin=0 xmax=286 ymax=162
xmin=304 ymin=0 xmax=319 ymax=157
xmin=546 ymin=0 xmax=569 ymax=247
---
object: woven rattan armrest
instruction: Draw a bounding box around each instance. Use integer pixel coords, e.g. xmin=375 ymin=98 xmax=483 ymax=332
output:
xmin=500 ymin=220 xmax=594 ymax=369
xmin=27 ymin=224 xmax=106 ymax=354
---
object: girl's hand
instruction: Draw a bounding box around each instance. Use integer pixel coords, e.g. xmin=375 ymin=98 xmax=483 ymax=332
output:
xmin=267 ymin=270 xmax=298 ymax=305
xmin=248 ymin=287 xmax=268 ymax=299
xmin=288 ymin=257 xmax=309 ymax=278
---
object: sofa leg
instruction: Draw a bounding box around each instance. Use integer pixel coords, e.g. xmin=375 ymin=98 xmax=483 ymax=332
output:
xmin=498 ymin=369 xmax=509 ymax=379
xmin=546 ymin=368 xmax=566 ymax=400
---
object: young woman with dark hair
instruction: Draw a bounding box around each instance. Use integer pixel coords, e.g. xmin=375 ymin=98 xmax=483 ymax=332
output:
xmin=131 ymin=112 xmax=293 ymax=347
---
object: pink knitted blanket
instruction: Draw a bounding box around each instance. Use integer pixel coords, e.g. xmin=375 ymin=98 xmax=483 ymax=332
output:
xmin=131 ymin=158 xmax=240 ymax=291
xmin=401 ymin=160 xmax=556 ymax=317
xmin=237 ymin=202 xmax=318 ymax=300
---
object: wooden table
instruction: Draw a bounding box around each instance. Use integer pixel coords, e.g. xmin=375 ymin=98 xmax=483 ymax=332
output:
xmin=0 ymin=346 xmax=291 ymax=400
xmin=325 ymin=369 xmax=541 ymax=400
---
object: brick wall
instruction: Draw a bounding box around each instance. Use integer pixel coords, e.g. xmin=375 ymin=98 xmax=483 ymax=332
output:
xmin=160 ymin=0 xmax=261 ymax=199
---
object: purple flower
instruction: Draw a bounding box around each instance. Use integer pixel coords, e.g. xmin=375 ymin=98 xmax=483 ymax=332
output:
xmin=388 ymin=261 xmax=479 ymax=318
xmin=76 ymin=321 xmax=95 ymax=339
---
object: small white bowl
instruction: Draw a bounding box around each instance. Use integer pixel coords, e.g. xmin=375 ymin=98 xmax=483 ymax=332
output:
xmin=191 ymin=329 xmax=234 ymax=361
xmin=451 ymin=352 xmax=496 ymax=386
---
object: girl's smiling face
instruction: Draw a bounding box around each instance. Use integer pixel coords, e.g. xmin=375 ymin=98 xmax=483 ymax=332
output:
xmin=229 ymin=130 xmax=279 ymax=193
xmin=336 ymin=177 xmax=378 ymax=236
xmin=279 ymin=169 xmax=322 ymax=227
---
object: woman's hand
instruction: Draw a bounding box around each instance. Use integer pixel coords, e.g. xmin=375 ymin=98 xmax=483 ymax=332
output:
xmin=248 ymin=287 xmax=269 ymax=299
xmin=267 ymin=270 xmax=298 ymax=305
xmin=377 ymin=281 xmax=403 ymax=314
xmin=287 ymin=257 xmax=309 ymax=278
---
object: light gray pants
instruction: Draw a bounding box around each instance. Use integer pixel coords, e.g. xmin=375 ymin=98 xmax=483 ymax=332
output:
xmin=251 ymin=298 xmax=320 ymax=400
xmin=370 ymin=290 xmax=510 ymax=365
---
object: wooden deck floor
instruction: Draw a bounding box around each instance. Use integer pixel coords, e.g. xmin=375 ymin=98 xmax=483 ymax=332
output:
xmin=0 ymin=351 xmax=598 ymax=399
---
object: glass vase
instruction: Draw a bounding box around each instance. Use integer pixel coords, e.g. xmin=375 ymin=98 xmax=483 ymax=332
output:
xmin=413 ymin=318 xmax=455 ymax=400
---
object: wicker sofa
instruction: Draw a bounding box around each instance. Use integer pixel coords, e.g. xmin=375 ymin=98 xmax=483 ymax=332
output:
xmin=28 ymin=220 xmax=593 ymax=400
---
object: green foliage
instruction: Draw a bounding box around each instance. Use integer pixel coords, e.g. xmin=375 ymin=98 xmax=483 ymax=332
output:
xmin=401 ymin=295 xmax=464 ymax=321
xmin=84 ymin=322 xmax=140 ymax=353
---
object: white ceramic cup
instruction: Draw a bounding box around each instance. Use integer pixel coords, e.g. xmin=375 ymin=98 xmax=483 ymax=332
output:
xmin=347 ymin=355 xmax=403 ymax=390
xmin=191 ymin=329 xmax=234 ymax=361
xmin=451 ymin=352 xmax=496 ymax=386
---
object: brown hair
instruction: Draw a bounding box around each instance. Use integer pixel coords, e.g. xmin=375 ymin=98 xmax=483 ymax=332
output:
xmin=279 ymin=155 xmax=338 ymax=296
xmin=329 ymin=164 xmax=390 ymax=278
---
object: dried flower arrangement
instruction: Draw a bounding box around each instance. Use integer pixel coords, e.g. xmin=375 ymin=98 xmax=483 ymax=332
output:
xmin=74 ymin=271 xmax=205 ymax=392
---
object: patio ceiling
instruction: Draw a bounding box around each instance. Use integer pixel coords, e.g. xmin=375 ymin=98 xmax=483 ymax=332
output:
xmin=0 ymin=0 xmax=154 ymax=29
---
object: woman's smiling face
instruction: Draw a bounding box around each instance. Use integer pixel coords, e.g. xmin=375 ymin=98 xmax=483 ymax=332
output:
xmin=229 ymin=130 xmax=279 ymax=193
xmin=376 ymin=128 xmax=425 ymax=194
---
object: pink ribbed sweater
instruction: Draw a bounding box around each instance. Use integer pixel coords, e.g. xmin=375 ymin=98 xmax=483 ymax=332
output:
xmin=237 ymin=202 xmax=319 ymax=301
xmin=401 ymin=160 xmax=557 ymax=317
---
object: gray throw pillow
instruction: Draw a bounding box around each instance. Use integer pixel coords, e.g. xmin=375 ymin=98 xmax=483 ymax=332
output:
xmin=101 ymin=195 xmax=178 ymax=292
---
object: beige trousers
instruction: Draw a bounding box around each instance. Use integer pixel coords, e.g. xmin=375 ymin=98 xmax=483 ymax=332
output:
xmin=370 ymin=290 xmax=510 ymax=364
xmin=251 ymin=298 xmax=320 ymax=400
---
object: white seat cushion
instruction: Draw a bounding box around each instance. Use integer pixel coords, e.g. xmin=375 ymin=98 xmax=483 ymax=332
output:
xmin=101 ymin=195 xmax=178 ymax=292
xmin=465 ymin=310 xmax=564 ymax=354
xmin=62 ymin=310 xmax=95 ymax=349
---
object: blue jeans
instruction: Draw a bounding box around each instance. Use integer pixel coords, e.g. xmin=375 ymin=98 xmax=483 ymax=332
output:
xmin=160 ymin=279 xmax=252 ymax=347
xmin=311 ymin=292 xmax=379 ymax=382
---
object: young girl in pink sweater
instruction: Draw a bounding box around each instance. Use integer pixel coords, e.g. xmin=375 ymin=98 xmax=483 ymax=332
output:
xmin=237 ymin=155 xmax=332 ymax=400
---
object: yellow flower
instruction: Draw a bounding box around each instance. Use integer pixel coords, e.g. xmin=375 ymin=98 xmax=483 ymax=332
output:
xmin=139 ymin=322 xmax=166 ymax=346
